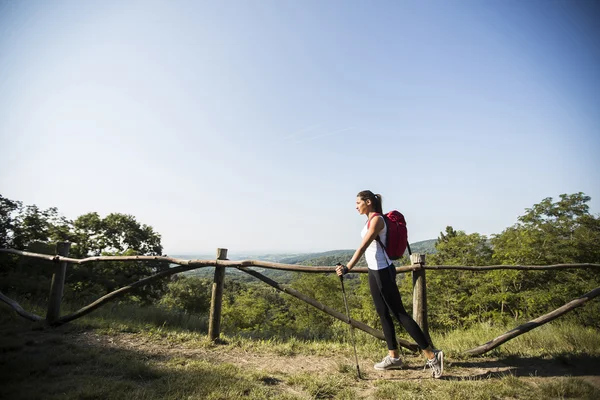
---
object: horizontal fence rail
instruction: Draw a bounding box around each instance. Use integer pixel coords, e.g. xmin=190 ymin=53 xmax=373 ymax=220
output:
xmin=1 ymin=246 xmax=599 ymax=356
xmin=1 ymin=248 xmax=598 ymax=272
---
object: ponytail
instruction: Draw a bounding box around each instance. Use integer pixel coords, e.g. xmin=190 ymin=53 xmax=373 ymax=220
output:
xmin=373 ymin=193 xmax=383 ymax=215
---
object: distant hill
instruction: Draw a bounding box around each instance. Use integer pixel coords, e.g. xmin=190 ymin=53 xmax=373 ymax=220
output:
xmin=171 ymin=239 xmax=437 ymax=284
xmin=280 ymin=239 xmax=438 ymax=267
xmin=278 ymin=250 xmax=355 ymax=265
xmin=170 ymin=253 xmax=298 ymax=283
xmin=410 ymin=239 xmax=437 ymax=254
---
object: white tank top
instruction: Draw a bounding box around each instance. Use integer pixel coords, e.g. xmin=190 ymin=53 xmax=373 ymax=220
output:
xmin=361 ymin=215 xmax=392 ymax=270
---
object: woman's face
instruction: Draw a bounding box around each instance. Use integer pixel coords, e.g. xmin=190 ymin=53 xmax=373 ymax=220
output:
xmin=356 ymin=196 xmax=370 ymax=215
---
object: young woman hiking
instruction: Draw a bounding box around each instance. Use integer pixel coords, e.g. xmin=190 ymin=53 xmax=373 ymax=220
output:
xmin=335 ymin=190 xmax=444 ymax=378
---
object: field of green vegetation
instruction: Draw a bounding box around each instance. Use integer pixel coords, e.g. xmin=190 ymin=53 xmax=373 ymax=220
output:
xmin=1 ymin=192 xmax=599 ymax=398
xmin=1 ymin=302 xmax=599 ymax=400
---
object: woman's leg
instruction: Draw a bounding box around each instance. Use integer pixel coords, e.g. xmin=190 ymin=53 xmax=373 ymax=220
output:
xmin=375 ymin=266 xmax=431 ymax=350
xmin=376 ymin=266 xmax=444 ymax=378
xmin=368 ymin=270 xmax=398 ymax=351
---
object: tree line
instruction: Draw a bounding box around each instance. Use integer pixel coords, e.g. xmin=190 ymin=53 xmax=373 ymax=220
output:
xmin=1 ymin=192 xmax=599 ymax=339
xmin=0 ymin=195 xmax=167 ymax=304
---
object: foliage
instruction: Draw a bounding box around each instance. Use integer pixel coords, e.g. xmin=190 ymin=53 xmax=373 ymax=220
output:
xmin=69 ymin=212 xmax=162 ymax=258
xmin=425 ymin=193 xmax=600 ymax=329
xmin=491 ymin=192 xmax=600 ymax=326
xmin=2 ymin=191 xmax=599 ymax=337
xmin=0 ymin=194 xmax=167 ymax=304
xmin=425 ymin=227 xmax=494 ymax=329
xmin=220 ymin=272 xmax=351 ymax=340
xmin=222 ymin=283 xmax=292 ymax=338
xmin=159 ymin=276 xmax=212 ymax=315
xmin=284 ymin=273 xmax=347 ymax=339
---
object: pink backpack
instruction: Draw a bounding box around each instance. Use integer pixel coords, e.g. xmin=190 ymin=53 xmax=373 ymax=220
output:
xmin=368 ymin=211 xmax=411 ymax=260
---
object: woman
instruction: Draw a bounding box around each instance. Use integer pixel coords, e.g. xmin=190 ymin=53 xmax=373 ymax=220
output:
xmin=335 ymin=190 xmax=444 ymax=378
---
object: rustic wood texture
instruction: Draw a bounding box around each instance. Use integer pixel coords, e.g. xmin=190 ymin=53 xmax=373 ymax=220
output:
xmin=465 ymin=286 xmax=600 ymax=356
xmin=411 ymin=254 xmax=432 ymax=346
xmin=46 ymin=242 xmax=71 ymax=324
xmin=208 ymin=248 xmax=227 ymax=341
xmin=2 ymin=248 xmax=597 ymax=273
xmin=0 ymin=292 xmax=43 ymax=322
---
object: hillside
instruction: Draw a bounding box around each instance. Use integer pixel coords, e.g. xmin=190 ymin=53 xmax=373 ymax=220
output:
xmin=410 ymin=239 xmax=437 ymax=254
xmin=175 ymin=239 xmax=437 ymax=283
xmin=285 ymin=239 xmax=438 ymax=267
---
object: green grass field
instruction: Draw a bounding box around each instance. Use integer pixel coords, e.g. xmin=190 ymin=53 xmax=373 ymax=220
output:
xmin=1 ymin=303 xmax=599 ymax=399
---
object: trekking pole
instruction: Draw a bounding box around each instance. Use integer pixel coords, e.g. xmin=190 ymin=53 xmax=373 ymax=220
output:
xmin=336 ymin=263 xmax=361 ymax=379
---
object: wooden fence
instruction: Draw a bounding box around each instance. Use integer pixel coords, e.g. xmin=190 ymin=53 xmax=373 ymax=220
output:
xmin=1 ymin=245 xmax=599 ymax=356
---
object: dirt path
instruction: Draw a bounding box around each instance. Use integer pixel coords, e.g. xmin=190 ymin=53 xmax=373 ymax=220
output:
xmin=3 ymin=324 xmax=599 ymax=400
xmin=71 ymin=330 xmax=600 ymax=388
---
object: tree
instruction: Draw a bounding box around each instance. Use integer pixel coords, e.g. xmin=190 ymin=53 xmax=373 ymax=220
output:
xmin=0 ymin=195 xmax=71 ymax=249
xmin=66 ymin=213 xmax=167 ymax=304
xmin=491 ymin=193 xmax=600 ymax=326
xmin=160 ymin=276 xmax=212 ymax=315
xmin=284 ymin=273 xmax=346 ymax=339
xmin=222 ymin=283 xmax=292 ymax=338
xmin=492 ymin=192 xmax=600 ymax=265
xmin=426 ymin=228 xmax=494 ymax=328
xmin=0 ymin=195 xmax=22 ymax=248
xmin=0 ymin=194 xmax=168 ymax=304
xmin=70 ymin=212 xmax=163 ymax=258
xmin=0 ymin=196 xmax=70 ymax=300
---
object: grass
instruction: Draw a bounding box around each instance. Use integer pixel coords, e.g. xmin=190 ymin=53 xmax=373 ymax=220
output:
xmin=1 ymin=301 xmax=600 ymax=399
xmin=0 ymin=323 xmax=294 ymax=399
xmin=67 ymin=301 xmax=209 ymax=333
xmin=438 ymin=320 xmax=600 ymax=359
xmin=287 ymin=373 xmax=354 ymax=399
xmin=373 ymin=374 xmax=600 ymax=400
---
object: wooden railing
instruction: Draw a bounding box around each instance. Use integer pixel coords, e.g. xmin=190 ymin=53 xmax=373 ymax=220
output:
xmin=1 ymin=245 xmax=599 ymax=356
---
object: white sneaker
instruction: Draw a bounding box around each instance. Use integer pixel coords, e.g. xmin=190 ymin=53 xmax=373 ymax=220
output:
xmin=374 ymin=355 xmax=403 ymax=370
xmin=425 ymin=350 xmax=444 ymax=378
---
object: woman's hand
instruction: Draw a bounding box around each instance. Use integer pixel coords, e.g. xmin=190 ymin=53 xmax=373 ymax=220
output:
xmin=336 ymin=263 xmax=348 ymax=276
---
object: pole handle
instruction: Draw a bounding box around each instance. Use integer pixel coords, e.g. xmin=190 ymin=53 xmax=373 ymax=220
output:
xmin=336 ymin=262 xmax=344 ymax=282
xmin=336 ymin=262 xmax=352 ymax=281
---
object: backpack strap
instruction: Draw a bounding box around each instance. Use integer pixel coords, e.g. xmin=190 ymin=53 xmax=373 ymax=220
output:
xmin=366 ymin=212 xmax=381 ymax=229
xmin=375 ymin=236 xmax=387 ymax=252
xmin=367 ymin=213 xmax=390 ymax=259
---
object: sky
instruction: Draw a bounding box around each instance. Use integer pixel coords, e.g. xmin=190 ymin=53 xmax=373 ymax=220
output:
xmin=1 ymin=0 xmax=599 ymax=255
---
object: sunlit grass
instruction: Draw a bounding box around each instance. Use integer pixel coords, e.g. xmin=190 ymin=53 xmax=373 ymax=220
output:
xmin=437 ymin=321 xmax=600 ymax=360
xmin=2 ymin=300 xmax=600 ymax=400
xmin=287 ymin=372 xmax=354 ymax=399
xmin=373 ymin=374 xmax=600 ymax=400
xmin=12 ymin=297 xmax=600 ymax=359
xmin=56 ymin=302 xmax=599 ymax=371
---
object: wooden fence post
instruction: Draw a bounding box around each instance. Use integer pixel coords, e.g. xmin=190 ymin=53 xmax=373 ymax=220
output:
xmin=46 ymin=241 xmax=71 ymax=325
xmin=208 ymin=248 xmax=227 ymax=341
xmin=411 ymin=253 xmax=433 ymax=346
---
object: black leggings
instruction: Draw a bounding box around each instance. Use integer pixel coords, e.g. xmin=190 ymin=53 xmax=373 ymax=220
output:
xmin=368 ymin=265 xmax=430 ymax=351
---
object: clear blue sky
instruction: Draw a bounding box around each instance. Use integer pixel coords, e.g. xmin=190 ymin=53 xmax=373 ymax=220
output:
xmin=1 ymin=0 xmax=599 ymax=254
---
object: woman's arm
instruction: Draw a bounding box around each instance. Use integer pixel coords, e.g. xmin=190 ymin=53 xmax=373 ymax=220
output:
xmin=336 ymin=215 xmax=384 ymax=275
